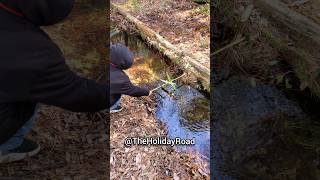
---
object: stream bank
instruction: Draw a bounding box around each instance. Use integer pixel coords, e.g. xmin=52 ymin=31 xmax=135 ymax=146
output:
xmin=110 ymin=29 xmax=210 ymax=178
xmin=110 ymin=1 xmax=211 ymax=178
xmin=112 ymin=30 xmax=210 ymax=158
xmin=111 ymin=0 xmax=210 ymax=91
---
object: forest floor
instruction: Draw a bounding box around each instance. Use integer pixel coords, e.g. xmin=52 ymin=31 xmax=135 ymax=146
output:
xmin=214 ymin=0 xmax=320 ymax=93
xmin=110 ymin=0 xmax=210 ymax=179
xmin=281 ymin=0 xmax=320 ymax=24
xmin=111 ymin=0 xmax=210 ymax=68
xmin=0 ymin=4 xmax=108 ymax=179
xmin=110 ymin=96 xmax=209 ymax=179
xmin=213 ymin=0 xmax=320 ymax=178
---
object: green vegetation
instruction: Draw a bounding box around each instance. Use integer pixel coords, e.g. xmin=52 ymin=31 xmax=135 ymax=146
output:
xmin=131 ymin=0 xmax=142 ymax=12
xmin=151 ymin=73 xmax=186 ymax=92
xmin=160 ymin=73 xmax=178 ymax=90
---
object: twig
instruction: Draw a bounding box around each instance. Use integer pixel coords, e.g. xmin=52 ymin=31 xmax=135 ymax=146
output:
xmin=211 ymin=36 xmax=246 ymax=56
xmin=151 ymin=73 xmax=186 ymax=92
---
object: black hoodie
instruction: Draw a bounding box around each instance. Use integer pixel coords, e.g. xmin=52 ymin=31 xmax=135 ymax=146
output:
xmin=0 ymin=0 xmax=108 ymax=144
xmin=110 ymin=43 xmax=149 ymax=106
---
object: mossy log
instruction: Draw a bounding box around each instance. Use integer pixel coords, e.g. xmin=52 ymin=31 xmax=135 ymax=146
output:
xmin=111 ymin=3 xmax=210 ymax=90
xmin=255 ymin=0 xmax=320 ymax=46
xmin=256 ymin=0 xmax=320 ymax=97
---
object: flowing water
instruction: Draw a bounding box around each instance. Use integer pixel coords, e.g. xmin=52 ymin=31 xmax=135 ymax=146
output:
xmin=111 ymin=30 xmax=210 ymax=161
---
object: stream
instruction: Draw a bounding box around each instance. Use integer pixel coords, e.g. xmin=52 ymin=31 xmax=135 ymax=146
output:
xmin=111 ymin=29 xmax=210 ymax=161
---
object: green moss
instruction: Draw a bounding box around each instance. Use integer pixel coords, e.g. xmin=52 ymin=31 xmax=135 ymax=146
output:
xmin=131 ymin=0 xmax=142 ymax=12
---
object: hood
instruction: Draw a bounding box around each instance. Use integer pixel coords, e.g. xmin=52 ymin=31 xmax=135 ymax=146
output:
xmin=110 ymin=43 xmax=134 ymax=70
xmin=1 ymin=0 xmax=74 ymax=26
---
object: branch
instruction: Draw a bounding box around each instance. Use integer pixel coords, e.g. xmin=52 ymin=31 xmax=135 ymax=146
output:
xmin=151 ymin=73 xmax=186 ymax=92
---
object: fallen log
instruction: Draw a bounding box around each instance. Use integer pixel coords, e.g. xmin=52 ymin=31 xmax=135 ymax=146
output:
xmin=255 ymin=0 xmax=320 ymax=97
xmin=255 ymin=0 xmax=320 ymax=46
xmin=111 ymin=3 xmax=210 ymax=90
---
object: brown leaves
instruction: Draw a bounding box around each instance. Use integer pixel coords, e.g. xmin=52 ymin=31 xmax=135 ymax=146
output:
xmin=110 ymin=96 xmax=209 ymax=179
xmin=111 ymin=0 xmax=210 ymax=67
xmin=0 ymin=105 xmax=108 ymax=179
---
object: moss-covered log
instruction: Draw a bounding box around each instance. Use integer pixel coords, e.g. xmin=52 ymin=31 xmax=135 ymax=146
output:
xmin=255 ymin=0 xmax=320 ymax=46
xmin=111 ymin=3 xmax=210 ymax=90
xmin=256 ymin=0 xmax=320 ymax=97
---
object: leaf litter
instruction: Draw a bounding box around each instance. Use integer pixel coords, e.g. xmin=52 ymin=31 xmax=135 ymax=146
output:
xmin=110 ymin=95 xmax=209 ymax=179
xmin=0 ymin=4 xmax=108 ymax=179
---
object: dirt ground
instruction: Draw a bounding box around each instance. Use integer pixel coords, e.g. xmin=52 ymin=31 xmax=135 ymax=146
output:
xmin=110 ymin=95 xmax=209 ymax=179
xmin=0 ymin=4 xmax=109 ymax=179
xmin=111 ymin=0 xmax=210 ymax=68
xmin=0 ymin=107 xmax=108 ymax=179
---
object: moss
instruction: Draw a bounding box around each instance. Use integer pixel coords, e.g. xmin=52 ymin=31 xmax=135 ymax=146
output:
xmin=191 ymin=4 xmax=210 ymax=16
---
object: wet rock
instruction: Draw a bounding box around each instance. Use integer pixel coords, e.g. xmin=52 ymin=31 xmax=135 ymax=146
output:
xmin=212 ymin=77 xmax=320 ymax=179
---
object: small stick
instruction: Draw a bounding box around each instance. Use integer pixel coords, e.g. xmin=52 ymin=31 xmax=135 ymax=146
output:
xmin=211 ymin=36 xmax=246 ymax=56
xmin=151 ymin=73 xmax=186 ymax=92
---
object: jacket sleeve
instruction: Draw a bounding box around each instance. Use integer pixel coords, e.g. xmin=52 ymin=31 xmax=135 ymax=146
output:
xmin=119 ymin=80 xmax=150 ymax=97
xmin=27 ymin=48 xmax=108 ymax=112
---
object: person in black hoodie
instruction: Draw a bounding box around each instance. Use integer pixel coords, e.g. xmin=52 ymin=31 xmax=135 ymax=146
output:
xmin=0 ymin=0 xmax=108 ymax=163
xmin=110 ymin=43 xmax=150 ymax=113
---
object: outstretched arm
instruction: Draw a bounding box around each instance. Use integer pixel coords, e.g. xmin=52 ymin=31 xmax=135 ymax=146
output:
xmin=28 ymin=48 xmax=108 ymax=112
xmin=119 ymin=81 xmax=149 ymax=97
